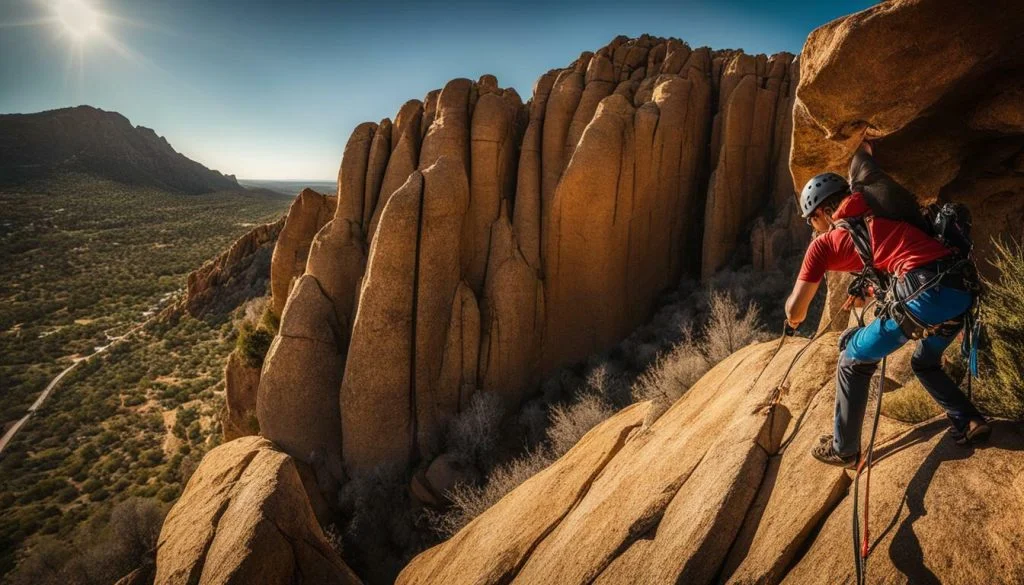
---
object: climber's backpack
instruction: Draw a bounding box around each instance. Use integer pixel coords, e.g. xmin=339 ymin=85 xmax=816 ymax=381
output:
xmin=925 ymin=202 xmax=974 ymax=258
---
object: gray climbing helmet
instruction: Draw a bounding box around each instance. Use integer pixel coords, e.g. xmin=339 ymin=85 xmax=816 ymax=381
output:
xmin=800 ymin=172 xmax=849 ymax=218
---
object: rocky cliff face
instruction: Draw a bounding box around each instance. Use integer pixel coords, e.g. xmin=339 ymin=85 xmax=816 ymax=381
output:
xmin=392 ymin=3 xmax=1024 ymax=583
xmin=157 ymin=2 xmax=1023 ymax=583
xmin=254 ymin=35 xmax=799 ymax=481
xmin=155 ymin=436 xmax=361 ymax=585
xmin=173 ymin=217 xmax=286 ymax=319
xmin=0 ymin=106 xmax=240 ymax=193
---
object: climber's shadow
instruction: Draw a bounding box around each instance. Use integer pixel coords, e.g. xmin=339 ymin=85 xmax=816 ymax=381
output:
xmin=867 ymin=419 xmax=1024 ymax=584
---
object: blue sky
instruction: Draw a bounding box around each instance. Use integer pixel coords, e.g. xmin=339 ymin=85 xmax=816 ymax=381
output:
xmin=0 ymin=0 xmax=875 ymax=180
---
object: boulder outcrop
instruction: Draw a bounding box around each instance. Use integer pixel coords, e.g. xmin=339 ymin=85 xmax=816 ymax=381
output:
xmin=703 ymin=53 xmax=798 ymax=278
xmin=258 ymin=275 xmax=347 ymax=488
xmin=270 ymin=188 xmax=337 ymax=317
xmin=154 ymin=436 xmax=361 ymax=585
xmin=221 ymin=349 xmax=261 ymax=441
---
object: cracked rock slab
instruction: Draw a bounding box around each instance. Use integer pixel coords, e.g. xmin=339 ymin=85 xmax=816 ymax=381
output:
xmin=400 ymin=336 xmax=834 ymax=585
xmin=396 ymin=401 xmax=653 ymax=585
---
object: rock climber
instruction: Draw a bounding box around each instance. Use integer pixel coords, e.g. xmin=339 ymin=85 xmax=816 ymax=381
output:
xmin=783 ymin=140 xmax=991 ymax=466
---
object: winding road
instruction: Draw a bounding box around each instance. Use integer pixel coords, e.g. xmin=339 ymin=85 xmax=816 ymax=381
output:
xmin=0 ymin=319 xmax=150 ymax=455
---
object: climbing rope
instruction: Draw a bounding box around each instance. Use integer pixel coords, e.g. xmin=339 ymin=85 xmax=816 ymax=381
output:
xmin=852 ymin=354 xmax=887 ymax=585
xmin=761 ymin=293 xmax=886 ymax=585
xmin=758 ymin=298 xmax=855 ymax=457
xmin=764 ymin=293 xmax=853 ymax=414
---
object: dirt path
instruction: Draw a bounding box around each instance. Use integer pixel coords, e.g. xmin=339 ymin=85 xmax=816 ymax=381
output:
xmin=0 ymin=319 xmax=151 ymax=455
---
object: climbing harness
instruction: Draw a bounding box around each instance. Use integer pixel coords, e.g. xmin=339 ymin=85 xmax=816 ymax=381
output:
xmin=835 ymin=216 xmax=892 ymax=303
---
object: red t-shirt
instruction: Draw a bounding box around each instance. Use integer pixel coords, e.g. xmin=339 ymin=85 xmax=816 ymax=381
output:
xmin=798 ymin=193 xmax=951 ymax=283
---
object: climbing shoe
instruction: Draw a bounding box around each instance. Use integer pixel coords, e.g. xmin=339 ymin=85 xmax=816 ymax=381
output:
xmin=811 ymin=435 xmax=859 ymax=467
xmin=949 ymin=417 xmax=992 ymax=446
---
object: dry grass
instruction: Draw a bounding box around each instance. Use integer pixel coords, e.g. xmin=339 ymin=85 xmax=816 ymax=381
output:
xmin=546 ymin=392 xmax=616 ymax=457
xmin=426 ymin=447 xmax=554 ymax=539
xmin=976 ymin=239 xmax=1024 ymax=419
xmin=446 ymin=391 xmax=505 ymax=467
xmin=631 ymin=290 xmax=768 ymax=421
xmin=700 ymin=290 xmax=769 ymax=363
xmin=423 ymin=273 xmax=781 ymax=545
xmin=882 ymin=380 xmax=943 ymax=423
xmin=631 ymin=329 xmax=709 ymax=415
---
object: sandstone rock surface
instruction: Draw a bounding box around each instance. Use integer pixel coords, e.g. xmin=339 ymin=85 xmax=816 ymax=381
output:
xmin=341 ymin=173 xmax=422 ymax=473
xmin=307 ymin=37 xmax=805 ymax=474
xmin=398 ymin=401 xmax=653 ymax=585
xmin=703 ymin=52 xmax=796 ymax=278
xmin=222 ymin=349 xmax=261 ymax=441
xmin=270 ymin=189 xmax=336 ymax=317
xmin=398 ymin=333 xmax=1024 ymax=585
xmin=154 ymin=436 xmax=361 ymax=585
xmin=258 ymin=275 xmax=346 ymax=486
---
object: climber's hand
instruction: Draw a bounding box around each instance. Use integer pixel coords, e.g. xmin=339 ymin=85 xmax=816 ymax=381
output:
xmin=784 ymin=320 xmax=800 ymax=336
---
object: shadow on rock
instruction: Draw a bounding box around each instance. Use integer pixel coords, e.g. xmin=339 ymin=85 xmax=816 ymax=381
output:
xmin=871 ymin=419 xmax=1024 ymax=584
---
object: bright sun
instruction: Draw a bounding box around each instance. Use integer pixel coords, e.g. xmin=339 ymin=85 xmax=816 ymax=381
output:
xmin=54 ymin=0 xmax=102 ymax=41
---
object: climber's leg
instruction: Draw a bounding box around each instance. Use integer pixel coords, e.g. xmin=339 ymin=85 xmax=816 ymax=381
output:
xmin=832 ymin=317 xmax=909 ymax=457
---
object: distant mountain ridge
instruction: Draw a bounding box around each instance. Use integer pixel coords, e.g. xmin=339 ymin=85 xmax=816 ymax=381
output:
xmin=0 ymin=105 xmax=239 ymax=194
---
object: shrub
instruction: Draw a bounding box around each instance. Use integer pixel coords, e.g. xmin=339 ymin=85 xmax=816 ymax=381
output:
xmin=445 ymin=392 xmax=504 ymax=466
xmin=546 ymin=393 xmax=615 ymax=457
xmin=259 ymin=304 xmax=280 ymax=335
xmin=6 ymin=497 xmax=166 ymax=585
xmin=107 ymin=497 xmax=165 ymax=560
xmin=87 ymin=488 xmax=109 ymax=502
xmin=156 ymin=485 xmax=179 ymax=502
xmin=427 ymin=447 xmax=553 ymax=539
xmin=580 ymin=363 xmax=631 ymax=408
xmin=700 ymin=290 xmax=768 ymax=364
xmin=235 ymin=321 xmax=274 ymax=368
xmin=632 ymin=328 xmax=710 ymax=415
xmin=338 ymin=464 xmax=424 ymax=585
xmin=882 ymin=380 xmax=942 ymax=423
xmin=139 ymin=449 xmax=163 ymax=467
xmin=976 ymin=240 xmax=1024 ymax=419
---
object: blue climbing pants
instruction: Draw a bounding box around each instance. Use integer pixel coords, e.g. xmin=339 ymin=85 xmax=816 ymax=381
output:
xmin=832 ymin=269 xmax=982 ymax=456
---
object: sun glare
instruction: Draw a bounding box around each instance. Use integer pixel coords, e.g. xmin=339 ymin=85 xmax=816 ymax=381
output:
xmin=54 ymin=0 xmax=102 ymax=41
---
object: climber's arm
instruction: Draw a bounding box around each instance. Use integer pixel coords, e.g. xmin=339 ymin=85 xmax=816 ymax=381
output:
xmin=785 ymin=279 xmax=819 ymax=329
xmin=848 ymin=141 xmax=882 ymax=188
